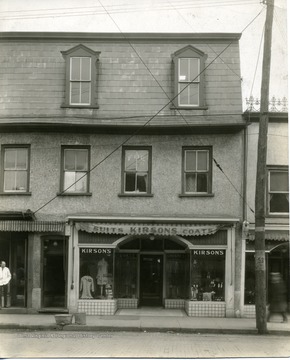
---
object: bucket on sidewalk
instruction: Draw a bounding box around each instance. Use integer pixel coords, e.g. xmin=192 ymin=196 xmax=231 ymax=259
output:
xmin=74 ymin=312 xmax=86 ymax=325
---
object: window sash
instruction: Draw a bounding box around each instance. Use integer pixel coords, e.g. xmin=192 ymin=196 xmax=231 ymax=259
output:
xmin=178 ymin=58 xmax=200 ymax=106
xmin=268 ymin=170 xmax=289 ymax=214
xmin=183 ymin=149 xmax=210 ymax=194
xmin=63 ymin=149 xmax=89 ymax=193
xmin=70 ymin=57 xmax=91 ymax=105
xmin=3 ymin=148 xmax=29 ymax=192
xmin=123 ymin=149 xmax=150 ymax=194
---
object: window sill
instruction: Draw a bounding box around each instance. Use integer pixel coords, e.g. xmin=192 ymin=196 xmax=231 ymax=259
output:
xmin=170 ymin=105 xmax=208 ymax=110
xmin=0 ymin=192 xmax=32 ymax=196
xmin=61 ymin=104 xmax=99 ymax=109
xmin=118 ymin=193 xmax=153 ymax=198
xmin=266 ymin=213 xmax=289 ymax=218
xmin=57 ymin=192 xmax=92 ymax=196
xmin=179 ymin=193 xmax=214 ymax=197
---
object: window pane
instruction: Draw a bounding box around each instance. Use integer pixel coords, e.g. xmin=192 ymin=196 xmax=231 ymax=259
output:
xmin=15 ymin=171 xmax=27 ymax=191
xmin=70 ymin=82 xmax=80 ymax=104
xmin=188 ymin=84 xmax=199 ymax=105
xmin=185 ymin=173 xmax=196 ymax=192
xmin=125 ymin=173 xmax=136 ymax=191
xmin=270 ymin=194 xmax=289 ymax=213
xmin=270 ymin=172 xmax=289 ymax=192
xmin=197 ymin=151 xmax=208 ymax=171
xmin=179 ymin=83 xmax=189 ymax=105
xmin=16 ymin=149 xmax=28 ymax=170
xmin=185 ymin=151 xmax=196 ymax=171
xmin=75 ymin=172 xmax=87 ymax=192
xmin=125 ymin=151 xmax=137 ymax=171
xmin=76 ymin=150 xmax=88 ymax=171
xmin=136 ymin=173 xmax=147 ymax=192
xmin=71 ymin=58 xmax=81 ymax=80
xmin=4 ymin=149 xmax=17 ymax=169
xmin=64 ymin=172 xmax=76 ymax=192
xmin=80 ymin=82 xmax=90 ymax=104
xmin=179 ymin=58 xmax=189 ymax=81
xmin=4 ymin=171 xmax=16 ymax=191
xmin=115 ymin=253 xmax=138 ymax=299
xmin=189 ymin=58 xmax=199 ymax=81
xmin=136 ymin=151 xmax=148 ymax=172
xmin=196 ymin=173 xmax=208 ymax=192
xmin=81 ymin=58 xmax=91 ymax=81
xmin=64 ymin=150 xmax=76 ymax=171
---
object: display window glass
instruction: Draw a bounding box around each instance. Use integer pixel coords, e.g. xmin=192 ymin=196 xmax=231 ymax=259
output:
xmin=166 ymin=253 xmax=189 ymax=299
xmin=191 ymin=249 xmax=225 ymax=301
xmin=115 ymin=253 xmax=138 ymax=299
xmin=244 ymin=252 xmax=255 ymax=304
xmin=79 ymin=248 xmax=114 ymax=300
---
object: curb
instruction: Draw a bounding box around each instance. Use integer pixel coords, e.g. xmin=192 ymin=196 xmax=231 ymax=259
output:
xmin=0 ymin=324 xmax=289 ymax=336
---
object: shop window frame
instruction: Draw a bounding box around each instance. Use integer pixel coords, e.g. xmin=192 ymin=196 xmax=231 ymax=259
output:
xmin=61 ymin=44 xmax=100 ymax=109
xmin=0 ymin=144 xmax=31 ymax=195
xmin=59 ymin=145 xmax=91 ymax=196
xmin=171 ymin=45 xmax=208 ymax=110
xmin=119 ymin=146 xmax=153 ymax=197
xmin=180 ymin=146 xmax=213 ymax=197
xmin=267 ymin=166 xmax=289 ymax=216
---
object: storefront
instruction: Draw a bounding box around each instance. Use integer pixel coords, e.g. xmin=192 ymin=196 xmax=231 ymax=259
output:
xmin=67 ymin=216 xmax=239 ymax=317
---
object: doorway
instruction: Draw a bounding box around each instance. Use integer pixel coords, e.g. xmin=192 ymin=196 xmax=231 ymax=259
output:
xmin=140 ymin=254 xmax=163 ymax=306
xmin=42 ymin=237 xmax=67 ymax=308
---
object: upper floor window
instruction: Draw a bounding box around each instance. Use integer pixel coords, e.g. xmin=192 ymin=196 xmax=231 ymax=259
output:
xmin=61 ymin=45 xmax=100 ymax=108
xmin=182 ymin=147 xmax=212 ymax=195
xmin=61 ymin=146 xmax=90 ymax=194
xmin=1 ymin=145 xmax=30 ymax=193
xmin=172 ymin=45 xmax=207 ymax=109
xmin=121 ymin=147 xmax=152 ymax=195
xmin=268 ymin=167 xmax=289 ymax=215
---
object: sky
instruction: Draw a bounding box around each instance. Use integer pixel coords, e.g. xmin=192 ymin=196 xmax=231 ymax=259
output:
xmin=0 ymin=0 xmax=288 ymax=110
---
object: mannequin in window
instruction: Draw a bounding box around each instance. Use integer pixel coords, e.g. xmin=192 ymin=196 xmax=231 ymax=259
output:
xmin=80 ymin=273 xmax=95 ymax=299
xmin=96 ymin=258 xmax=109 ymax=297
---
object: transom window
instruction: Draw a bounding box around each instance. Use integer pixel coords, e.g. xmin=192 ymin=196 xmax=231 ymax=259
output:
xmin=182 ymin=147 xmax=212 ymax=194
xmin=172 ymin=45 xmax=207 ymax=109
xmin=268 ymin=168 xmax=289 ymax=214
xmin=122 ymin=147 xmax=152 ymax=195
xmin=178 ymin=58 xmax=200 ymax=106
xmin=70 ymin=57 xmax=91 ymax=105
xmin=61 ymin=45 xmax=100 ymax=108
xmin=61 ymin=147 xmax=90 ymax=193
xmin=1 ymin=146 xmax=30 ymax=193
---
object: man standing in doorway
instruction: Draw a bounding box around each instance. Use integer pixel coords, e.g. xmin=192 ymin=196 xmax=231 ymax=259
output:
xmin=0 ymin=261 xmax=12 ymax=308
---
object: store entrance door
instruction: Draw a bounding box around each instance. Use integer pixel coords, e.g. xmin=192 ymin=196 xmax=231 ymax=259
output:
xmin=140 ymin=255 xmax=163 ymax=306
xmin=42 ymin=238 xmax=67 ymax=308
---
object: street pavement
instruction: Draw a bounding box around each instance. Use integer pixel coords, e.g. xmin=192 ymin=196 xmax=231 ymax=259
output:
xmin=0 ymin=310 xmax=289 ymax=335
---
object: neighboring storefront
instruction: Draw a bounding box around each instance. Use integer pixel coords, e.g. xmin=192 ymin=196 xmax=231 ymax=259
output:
xmin=243 ymin=228 xmax=289 ymax=318
xmin=67 ymin=215 xmax=239 ymax=317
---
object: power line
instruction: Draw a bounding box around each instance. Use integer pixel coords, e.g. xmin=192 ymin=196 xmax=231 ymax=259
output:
xmin=33 ymin=7 xmax=264 ymax=215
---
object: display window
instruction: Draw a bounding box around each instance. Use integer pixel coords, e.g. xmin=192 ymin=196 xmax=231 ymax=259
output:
xmin=166 ymin=253 xmax=189 ymax=299
xmin=191 ymin=249 xmax=225 ymax=301
xmin=114 ymin=253 xmax=138 ymax=299
xmin=79 ymin=248 xmax=114 ymax=300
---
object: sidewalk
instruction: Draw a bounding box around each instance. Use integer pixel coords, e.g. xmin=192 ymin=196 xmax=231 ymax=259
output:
xmin=0 ymin=313 xmax=289 ymax=335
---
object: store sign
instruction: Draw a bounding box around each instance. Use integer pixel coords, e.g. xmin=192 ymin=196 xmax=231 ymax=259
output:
xmin=192 ymin=249 xmax=225 ymax=256
xmin=75 ymin=222 xmax=221 ymax=237
xmin=80 ymin=248 xmax=113 ymax=254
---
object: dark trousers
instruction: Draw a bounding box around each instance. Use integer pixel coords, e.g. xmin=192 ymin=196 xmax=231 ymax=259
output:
xmin=0 ymin=284 xmax=8 ymax=307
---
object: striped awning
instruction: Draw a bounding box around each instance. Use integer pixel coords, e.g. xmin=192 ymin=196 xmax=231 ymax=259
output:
xmin=0 ymin=220 xmax=65 ymax=232
xmin=248 ymin=230 xmax=289 ymax=241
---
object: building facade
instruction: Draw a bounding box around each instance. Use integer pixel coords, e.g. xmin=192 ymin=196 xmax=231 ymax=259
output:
xmin=1 ymin=32 xmax=248 ymax=316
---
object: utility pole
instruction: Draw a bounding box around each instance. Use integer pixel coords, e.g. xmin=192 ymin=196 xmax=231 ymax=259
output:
xmin=255 ymin=0 xmax=274 ymax=334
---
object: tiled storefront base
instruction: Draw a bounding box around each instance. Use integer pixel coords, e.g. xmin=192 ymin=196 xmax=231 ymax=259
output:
xmin=77 ymin=300 xmax=117 ymax=315
xmin=117 ymin=298 xmax=139 ymax=308
xmin=165 ymin=299 xmax=185 ymax=309
xmin=185 ymin=300 xmax=226 ymax=317
xmin=243 ymin=305 xmax=256 ymax=318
